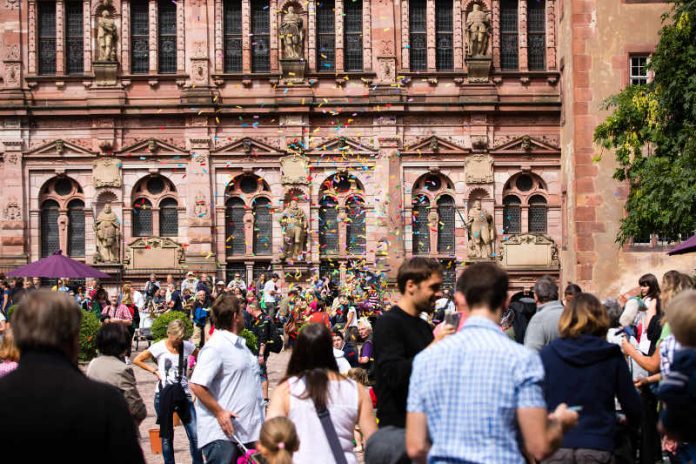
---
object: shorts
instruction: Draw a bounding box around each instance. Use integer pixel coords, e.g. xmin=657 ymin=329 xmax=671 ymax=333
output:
xmin=258 ymin=356 xmax=268 ymax=382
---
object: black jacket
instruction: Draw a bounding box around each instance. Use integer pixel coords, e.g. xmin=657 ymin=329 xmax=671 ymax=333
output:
xmin=540 ymin=335 xmax=642 ymax=452
xmin=0 ymin=350 xmax=145 ymax=464
xmin=373 ymin=305 xmax=434 ymax=428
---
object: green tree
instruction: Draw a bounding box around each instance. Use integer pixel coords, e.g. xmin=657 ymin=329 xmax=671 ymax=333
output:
xmin=594 ymin=0 xmax=696 ymax=245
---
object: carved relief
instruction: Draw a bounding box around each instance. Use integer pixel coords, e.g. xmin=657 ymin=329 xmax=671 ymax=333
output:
xmin=280 ymin=154 xmax=310 ymax=184
xmin=3 ymin=0 xmax=19 ymax=9
xmin=363 ymin=0 xmax=372 ymax=69
xmin=498 ymin=234 xmax=560 ymax=269
xmin=3 ymin=63 xmax=20 ymax=87
xmin=193 ymin=191 xmax=209 ymax=218
xmin=190 ymin=59 xmax=209 ymax=85
xmin=377 ymin=57 xmax=396 ymax=83
xmin=93 ymin=157 xmax=122 ymax=188
xmin=3 ymin=198 xmax=21 ymax=221
xmin=3 ymin=45 xmax=19 ymax=61
xmin=124 ymin=237 xmax=185 ymax=269
xmin=378 ymin=40 xmax=394 ymax=57
xmin=464 ymin=154 xmax=494 ymax=183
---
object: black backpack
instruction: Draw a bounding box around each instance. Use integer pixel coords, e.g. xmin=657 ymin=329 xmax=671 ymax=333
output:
xmin=266 ymin=317 xmax=284 ymax=354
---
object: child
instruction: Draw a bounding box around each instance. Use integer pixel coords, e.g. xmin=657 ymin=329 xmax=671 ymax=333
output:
xmin=256 ymin=417 xmax=299 ymax=464
xmin=347 ymin=368 xmax=373 ymax=452
xmin=658 ymin=290 xmax=696 ymax=459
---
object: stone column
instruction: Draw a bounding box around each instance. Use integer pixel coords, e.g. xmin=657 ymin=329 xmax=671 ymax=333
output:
xmin=241 ymin=0 xmax=251 ymax=73
xmin=0 ymin=140 xmax=26 ymax=264
xmin=244 ymin=210 xmax=254 ymax=256
xmin=426 ymin=0 xmax=436 ymax=71
xmin=519 ymin=0 xmax=528 ymax=71
xmin=338 ymin=207 xmax=347 ymax=257
xmin=185 ymin=138 xmax=214 ymax=271
xmin=376 ymin=135 xmax=404 ymax=279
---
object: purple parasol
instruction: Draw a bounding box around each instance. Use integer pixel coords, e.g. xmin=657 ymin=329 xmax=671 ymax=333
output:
xmin=667 ymin=234 xmax=696 ymax=256
xmin=6 ymin=250 xmax=111 ymax=279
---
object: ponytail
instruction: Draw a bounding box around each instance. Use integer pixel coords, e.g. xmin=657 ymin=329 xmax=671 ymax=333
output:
xmin=259 ymin=417 xmax=299 ymax=464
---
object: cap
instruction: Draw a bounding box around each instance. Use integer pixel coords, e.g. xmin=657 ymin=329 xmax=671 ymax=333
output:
xmin=217 ymin=280 xmax=225 ymax=286
xmin=186 ymin=271 xmax=195 ymax=276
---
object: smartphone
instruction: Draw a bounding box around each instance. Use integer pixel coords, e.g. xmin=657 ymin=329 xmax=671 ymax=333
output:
xmin=568 ymin=406 xmax=583 ymax=412
xmin=444 ymin=312 xmax=461 ymax=328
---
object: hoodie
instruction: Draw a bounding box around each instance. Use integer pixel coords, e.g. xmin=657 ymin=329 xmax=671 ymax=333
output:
xmin=540 ymin=335 xmax=642 ymax=452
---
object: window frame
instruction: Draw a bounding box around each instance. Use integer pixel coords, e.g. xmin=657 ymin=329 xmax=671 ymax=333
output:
xmin=157 ymin=0 xmax=178 ymax=74
xmin=130 ymin=0 xmax=150 ymax=74
xmin=251 ymin=0 xmax=271 ymax=73
xmin=38 ymin=1 xmax=58 ymax=75
xmin=435 ymin=0 xmax=454 ymax=71
xmin=629 ymin=54 xmax=649 ymax=85
xmin=223 ymin=0 xmax=243 ymax=73
xmin=500 ymin=0 xmax=519 ymax=71
xmin=343 ymin=0 xmax=363 ymax=72
xmin=65 ymin=1 xmax=84 ymax=75
xmin=409 ymin=0 xmax=428 ymax=71
xmin=527 ymin=0 xmax=546 ymax=71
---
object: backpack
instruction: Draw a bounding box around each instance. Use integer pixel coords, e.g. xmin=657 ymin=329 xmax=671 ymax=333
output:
xmin=193 ymin=305 xmax=208 ymax=327
xmin=267 ymin=317 xmax=284 ymax=354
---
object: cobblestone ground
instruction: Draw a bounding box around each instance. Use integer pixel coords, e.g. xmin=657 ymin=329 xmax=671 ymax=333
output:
xmin=133 ymin=344 xmax=292 ymax=464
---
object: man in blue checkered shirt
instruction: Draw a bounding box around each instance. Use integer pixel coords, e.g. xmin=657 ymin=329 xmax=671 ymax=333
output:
xmin=406 ymin=263 xmax=578 ymax=464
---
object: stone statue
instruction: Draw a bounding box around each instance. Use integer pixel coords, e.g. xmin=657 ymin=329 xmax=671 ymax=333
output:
xmin=279 ymin=199 xmax=308 ymax=261
xmin=466 ymin=200 xmax=496 ymax=259
xmin=466 ymin=4 xmax=491 ymax=57
xmin=280 ymin=6 xmax=304 ymax=60
xmin=95 ymin=202 xmax=121 ymax=263
xmin=97 ymin=10 xmax=117 ymax=61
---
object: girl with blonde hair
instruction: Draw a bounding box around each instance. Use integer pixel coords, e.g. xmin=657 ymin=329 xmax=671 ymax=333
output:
xmin=0 ymin=328 xmax=20 ymax=377
xmin=257 ymin=417 xmax=300 ymax=464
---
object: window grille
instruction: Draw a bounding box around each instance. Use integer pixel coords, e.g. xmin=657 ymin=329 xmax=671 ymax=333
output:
xmin=630 ymin=55 xmax=648 ymax=85
xmin=346 ymin=197 xmax=366 ymax=254
xmin=503 ymin=196 xmax=521 ymax=234
xmin=67 ymin=200 xmax=85 ymax=257
xmin=319 ymin=196 xmax=339 ymax=255
xmin=133 ymin=199 xmax=153 ymax=236
xmin=224 ymin=0 xmax=242 ymax=72
xmin=527 ymin=0 xmax=546 ymax=70
xmin=436 ymin=0 xmax=453 ymax=71
xmin=440 ymin=259 xmax=456 ymax=291
xmin=344 ymin=0 xmax=363 ymax=71
xmin=412 ymin=195 xmax=430 ymax=254
xmin=159 ymin=198 xmax=179 ymax=237
xmin=409 ymin=0 xmax=427 ymax=71
xmin=65 ymin=2 xmax=83 ymax=74
xmin=316 ymin=0 xmax=335 ymax=71
xmin=158 ymin=0 xmax=177 ymax=73
xmin=41 ymin=200 xmax=60 ymax=257
xmin=38 ymin=2 xmax=57 ymax=75
xmin=131 ymin=0 xmax=149 ymax=73
xmin=225 ymin=197 xmax=246 ymax=256
xmin=528 ymin=195 xmax=547 ymax=233
xmin=437 ymin=195 xmax=455 ymax=255
xmin=253 ymin=197 xmax=272 ymax=255
xmin=251 ymin=0 xmax=270 ymax=72
xmin=500 ymin=0 xmax=518 ymax=70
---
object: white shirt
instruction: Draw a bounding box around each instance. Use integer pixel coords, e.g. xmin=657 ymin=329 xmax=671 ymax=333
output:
xmin=148 ymin=340 xmax=196 ymax=395
xmin=333 ymin=348 xmax=351 ymax=374
xmin=263 ymin=280 xmax=277 ymax=303
xmin=190 ymin=330 xmax=264 ymax=447
xmin=133 ymin=290 xmax=146 ymax=310
xmin=347 ymin=306 xmax=358 ymax=328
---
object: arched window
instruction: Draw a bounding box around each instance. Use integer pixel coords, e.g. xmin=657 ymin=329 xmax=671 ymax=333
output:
xmin=159 ymin=198 xmax=178 ymax=237
xmin=346 ymin=196 xmax=366 ymax=254
xmin=503 ymin=196 xmax=521 ymax=234
xmin=528 ymin=195 xmax=548 ymax=233
xmin=527 ymin=0 xmax=546 ymax=71
xmin=67 ymin=199 xmax=85 ymax=257
xmin=225 ymin=197 xmax=246 ymax=257
xmin=319 ymin=195 xmax=339 ymax=255
xmin=412 ymin=194 xmax=430 ymax=255
xmin=437 ymin=195 xmax=455 ymax=254
xmin=500 ymin=0 xmax=519 ymax=70
xmin=41 ymin=200 xmax=60 ymax=257
xmin=253 ymin=197 xmax=272 ymax=256
xmin=132 ymin=198 xmax=153 ymax=236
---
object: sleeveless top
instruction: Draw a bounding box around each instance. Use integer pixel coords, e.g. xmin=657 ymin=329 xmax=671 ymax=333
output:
xmin=288 ymin=376 xmax=359 ymax=464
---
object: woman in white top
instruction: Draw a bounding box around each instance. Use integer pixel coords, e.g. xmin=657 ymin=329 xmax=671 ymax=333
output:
xmin=133 ymin=319 xmax=202 ymax=464
xmin=267 ymin=323 xmax=376 ymax=464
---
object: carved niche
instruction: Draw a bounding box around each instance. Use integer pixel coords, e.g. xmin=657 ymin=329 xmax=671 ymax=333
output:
xmin=124 ymin=237 xmax=185 ymax=270
xmin=280 ymin=154 xmax=310 ymax=185
xmin=498 ymin=234 xmax=560 ymax=269
xmin=93 ymin=157 xmax=122 ymax=188
xmin=464 ymin=154 xmax=494 ymax=183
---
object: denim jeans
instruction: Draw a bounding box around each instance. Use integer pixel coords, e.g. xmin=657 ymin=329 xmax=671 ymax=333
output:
xmin=154 ymin=392 xmax=203 ymax=464
xmin=201 ymin=440 xmax=254 ymax=464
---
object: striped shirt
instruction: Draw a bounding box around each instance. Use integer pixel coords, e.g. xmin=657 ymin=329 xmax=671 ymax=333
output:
xmin=408 ymin=316 xmax=546 ymax=464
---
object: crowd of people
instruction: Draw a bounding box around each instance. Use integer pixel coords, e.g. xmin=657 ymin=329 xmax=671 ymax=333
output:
xmin=0 ymin=259 xmax=695 ymax=464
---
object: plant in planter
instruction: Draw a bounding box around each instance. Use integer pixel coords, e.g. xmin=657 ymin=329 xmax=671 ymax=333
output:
xmin=79 ymin=310 xmax=102 ymax=362
xmin=150 ymin=311 xmax=194 ymax=341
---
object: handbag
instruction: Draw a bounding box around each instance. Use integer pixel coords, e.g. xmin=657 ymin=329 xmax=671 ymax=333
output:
xmin=315 ymin=405 xmax=349 ymax=464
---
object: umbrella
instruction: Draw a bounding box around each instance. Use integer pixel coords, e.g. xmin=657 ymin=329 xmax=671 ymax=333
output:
xmin=667 ymin=234 xmax=696 ymax=256
xmin=6 ymin=250 xmax=111 ymax=279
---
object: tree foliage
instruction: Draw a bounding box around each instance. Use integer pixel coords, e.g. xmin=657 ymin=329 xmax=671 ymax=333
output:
xmin=594 ymin=0 xmax=696 ymax=244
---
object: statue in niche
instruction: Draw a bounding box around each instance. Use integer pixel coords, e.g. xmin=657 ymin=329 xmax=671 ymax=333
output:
xmin=97 ymin=10 xmax=117 ymax=61
xmin=94 ymin=202 xmax=121 ymax=263
xmin=466 ymin=4 xmax=491 ymax=57
xmin=280 ymin=6 xmax=304 ymax=59
xmin=279 ymin=199 xmax=308 ymax=261
xmin=466 ymin=199 xmax=496 ymax=259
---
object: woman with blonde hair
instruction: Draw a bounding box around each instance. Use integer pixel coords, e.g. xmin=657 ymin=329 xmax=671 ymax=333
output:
xmin=0 ymin=328 xmax=20 ymax=377
xmin=133 ymin=319 xmax=202 ymax=464
xmin=539 ymin=293 xmax=641 ymax=463
xmin=257 ymin=417 xmax=300 ymax=464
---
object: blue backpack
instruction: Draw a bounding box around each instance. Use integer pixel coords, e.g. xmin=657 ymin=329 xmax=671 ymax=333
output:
xmin=193 ymin=305 xmax=208 ymax=326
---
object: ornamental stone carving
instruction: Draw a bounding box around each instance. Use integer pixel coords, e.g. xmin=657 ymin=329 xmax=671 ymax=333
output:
xmin=280 ymin=154 xmax=310 ymax=184
xmin=97 ymin=9 xmax=117 ymax=61
xmin=280 ymin=6 xmax=304 ymax=59
xmin=498 ymin=234 xmax=561 ymax=269
xmin=466 ymin=200 xmax=496 ymax=259
xmin=94 ymin=202 xmax=121 ymax=263
xmin=93 ymin=157 xmax=122 ymax=188
xmin=124 ymin=237 xmax=185 ymax=269
xmin=279 ymin=199 xmax=308 ymax=262
xmin=193 ymin=191 xmax=209 ymax=218
xmin=466 ymin=3 xmax=491 ymax=57
xmin=3 ymin=198 xmax=21 ymax=221
xmin=464 ymin=154 xmax=494 ymax=183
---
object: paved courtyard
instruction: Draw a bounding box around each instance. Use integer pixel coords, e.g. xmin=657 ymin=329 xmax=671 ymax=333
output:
xmin=132 ymin=344 xmax=291 ymax=464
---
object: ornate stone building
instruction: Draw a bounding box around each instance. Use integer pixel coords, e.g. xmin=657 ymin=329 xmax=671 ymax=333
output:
xmin=2 ymin=0 xmax=682 ymax=295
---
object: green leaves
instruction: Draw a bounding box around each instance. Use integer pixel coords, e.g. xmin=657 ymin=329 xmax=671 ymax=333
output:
xmin=594 ymin=0 xmax=696 ymax=245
